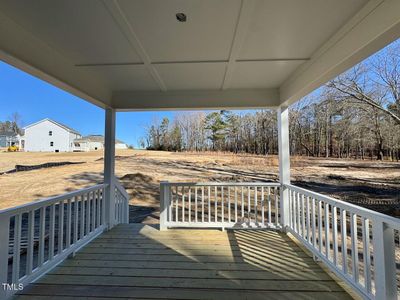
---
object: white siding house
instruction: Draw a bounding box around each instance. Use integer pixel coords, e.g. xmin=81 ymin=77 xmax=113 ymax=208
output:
xmin=73 ymin=135 xmax=104 ymax=152
xmin=23 ymin=119 xmax=81 ymax=152
xmin=74 ymin=135 xmax=128 ymax=152
xmin=0 ymin=131 xmax=20 ymax=148
xmin=115 ymin=141 xmax=128 ymax=149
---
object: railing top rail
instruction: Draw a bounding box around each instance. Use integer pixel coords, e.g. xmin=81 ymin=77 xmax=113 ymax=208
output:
xmin=0 ymin=183 xmax=108 ymax=217
xmin=285 ymin=183 xmax=400 ymax=229
xmin=114 ymin=178 xmax=130 ymax=200
xmin=163 ymin=182 xmax=280 ymax=187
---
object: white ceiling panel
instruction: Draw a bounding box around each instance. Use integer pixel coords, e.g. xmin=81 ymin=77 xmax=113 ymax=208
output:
xmin=155 ymin=63 xmax=226 ymax=90
xmin=229 ymin=61 xmax=305 ymax=89
xmin=1 ymin=0 xmax=394 ymax=110
xmin=239 ymin=0 xmax=368 ymax=60
xmin=81 ymin=65 xmax=159 ymax=91
xmin=117 ymin=0 xmax=241 ymax=62
xmin=0 ymin=0 xmax=142 ymax=65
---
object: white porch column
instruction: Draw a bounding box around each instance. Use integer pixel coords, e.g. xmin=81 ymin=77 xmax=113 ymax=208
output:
xmin=104 ymin=108 xmax=116 ymax=229
xmin=277 ymin=106 xmax=290 ymax=228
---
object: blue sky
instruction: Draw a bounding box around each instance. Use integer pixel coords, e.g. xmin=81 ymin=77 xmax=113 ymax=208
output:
xmin=0 ymin=61 xmax=260 ymax=147
xmin=0 ymin=61 xmax=177 ymax=147
xmin=0 ymin=39 xmax=397 ymax=147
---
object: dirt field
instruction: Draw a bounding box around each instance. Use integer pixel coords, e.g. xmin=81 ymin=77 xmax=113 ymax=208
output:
xmin=0 ymin=149 xmax=399 ymax=223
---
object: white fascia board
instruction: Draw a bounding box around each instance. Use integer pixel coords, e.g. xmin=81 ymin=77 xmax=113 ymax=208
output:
xmin=112 ymin=88 xmax=280 ymax=111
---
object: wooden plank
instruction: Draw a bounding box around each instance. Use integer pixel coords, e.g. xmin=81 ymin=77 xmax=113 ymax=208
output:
xmin=73 ymin=253 xmax=318 ymax=268
xmin=92 ymin=237 xmax=297 ymax=247
xmin=36 ymin=274 xmax=345 ymax=291
xmin=100 ymin=229 xmax=293 ymax=239
xmin=50 ymin=266 xmax=334 ymax=280
xmin=15 ymin=285 xmax=353 ymax=300
xmin=61 ymin=259 xmax=326 ymax=272
xmin=87 ymin=240 xmax=303 ymax=250
xmin=92 ymin=235 xmax=302 ymax=245
xmin=77 ymin=247 xmax=312 ymax=259
xmin=15 ymin=296 xmax=126 ymax=300
xmin=87 ymin=241 xmax=307 ymax=252
xmin=16 ymin=225 xmax=350 ymax=299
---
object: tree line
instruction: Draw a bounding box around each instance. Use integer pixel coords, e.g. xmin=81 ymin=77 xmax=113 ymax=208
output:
xmin=141 ymin=41 xmax=400 ymax=160
xmin=0 ymin=112 xmax=22 ymax=134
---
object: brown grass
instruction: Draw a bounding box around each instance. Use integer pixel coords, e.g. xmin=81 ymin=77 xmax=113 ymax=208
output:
xmin=0 ymin=149 xmax=399 ymax=223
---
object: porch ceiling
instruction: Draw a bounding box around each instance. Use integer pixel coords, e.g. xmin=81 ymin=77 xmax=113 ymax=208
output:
xmin=0 ymin=0 xmax=400 ymax=110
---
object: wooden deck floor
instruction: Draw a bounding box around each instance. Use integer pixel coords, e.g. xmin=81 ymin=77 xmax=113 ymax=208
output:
xmin=15 ymin=224 xmax=352 ymax=300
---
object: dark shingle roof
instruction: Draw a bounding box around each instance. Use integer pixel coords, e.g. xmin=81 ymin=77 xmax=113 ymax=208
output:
xmin=74 ymin=135 xmax=125 ymax=144
xmin=0 ymin=131 xmax=17 ymax=137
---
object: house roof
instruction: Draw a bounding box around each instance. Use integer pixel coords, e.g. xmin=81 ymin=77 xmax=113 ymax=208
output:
xmin=23 ymin=118 xmax=81 ymax=135
xmin=1 ymin=0 xmax=397 ymax=111
xmin=0 ymin=131 xmax=17 ymax=137
xmin=74 ymin=135 xmax=126 ymax=145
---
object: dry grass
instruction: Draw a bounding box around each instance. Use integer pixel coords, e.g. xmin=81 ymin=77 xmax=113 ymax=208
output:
xmin=0 ymin=149 xmax=399 ymax=223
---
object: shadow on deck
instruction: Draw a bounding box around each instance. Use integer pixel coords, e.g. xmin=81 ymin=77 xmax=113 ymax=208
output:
xmin=14 ymin=224 xmax=352 ymax=300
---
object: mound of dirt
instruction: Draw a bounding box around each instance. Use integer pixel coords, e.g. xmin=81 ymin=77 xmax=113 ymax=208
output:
xmin=120 ymin=173 xmax=153 ymax=183
xmin=327 ymin=174 xmax=346 ymax=180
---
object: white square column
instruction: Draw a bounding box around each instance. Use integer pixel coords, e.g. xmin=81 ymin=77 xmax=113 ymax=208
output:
xmin=277 ymin=106 xmax=290 ymax=228
xmin=104 ymin=108 xmax=116 ymax=229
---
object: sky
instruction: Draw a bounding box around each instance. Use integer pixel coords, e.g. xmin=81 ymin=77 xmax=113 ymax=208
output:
xmin=0 ymin=61 xmax=177 ymax=147
xmin=0 ymin=39 xmax=397 ymax=148
xmin=0 ymin=61 xmax=260 ymax=148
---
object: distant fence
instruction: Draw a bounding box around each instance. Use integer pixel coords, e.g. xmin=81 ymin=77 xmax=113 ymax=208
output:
xmin=0 ymin=161 xmax=84 ymax=175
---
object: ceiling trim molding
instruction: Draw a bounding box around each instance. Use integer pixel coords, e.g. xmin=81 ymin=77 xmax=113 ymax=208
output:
xmin=222 ymin=0 xmax=257 ymax=90
xmin=112 ymin=88 xmax=279 ymax=111
xmin=236 ymin=58 xmax=310 ymax=62
xmin=75 ymin=62 xmax=145 ymax=67
xmin=103 ymin=0 xmax=167 ymax=91
xmin=75 ymin=58 xmax=311 ymax=67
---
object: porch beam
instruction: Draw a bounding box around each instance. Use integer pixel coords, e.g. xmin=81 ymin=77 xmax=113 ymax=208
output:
xmin=112 ymin=88 xmax=279 ymax=111
xmin=277 ymin=106 xmax=290 ymax=227
xmin=104 ymin=108 xmax=116 ymax=229
xmin=280 ymin=0 xmax=400 ymax=106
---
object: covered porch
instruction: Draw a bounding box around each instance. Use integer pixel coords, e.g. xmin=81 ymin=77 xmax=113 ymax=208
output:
xmin=1 ymin=0 xmax=400 ymax=299
xmin=14 ymin=223 xmax=352 ymax=299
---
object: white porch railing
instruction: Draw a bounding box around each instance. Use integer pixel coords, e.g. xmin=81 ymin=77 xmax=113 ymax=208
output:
xmin=115 ymin=180 xmax=130 ymax=224
xmin=0 ymin=180 xmax=129 ymax=299
xmin=160 ymin=182 xmax=281 ymax=230
xmin=284 ymin=183 xmax=399 ymax=300
xmin=160 ymin=181 xmax=400 ymax=300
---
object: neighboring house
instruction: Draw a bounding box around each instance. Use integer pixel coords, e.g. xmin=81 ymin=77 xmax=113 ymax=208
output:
xmin=0 ymin=131 xmax=20 ymax=148
xmin=74 ymin=134 xmax=128 ymax=152
xmin=73 ymin=135 xmax=104 ymax=152
xmin=23 ymin=118 xmax=81 ymax=152
xmin=115 ymin=140 xmax=128 ymax=149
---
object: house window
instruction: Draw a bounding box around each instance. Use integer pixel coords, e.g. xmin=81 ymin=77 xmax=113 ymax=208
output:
xmin=50 ymin=141 xmax=54 ymax=147
xmin=49 ymin=131 xmax=52 ymax=136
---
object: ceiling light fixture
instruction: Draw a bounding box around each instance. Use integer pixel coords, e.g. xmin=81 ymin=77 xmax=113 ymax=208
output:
xmin=176 ymin=13 xmax=187 ymax=22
